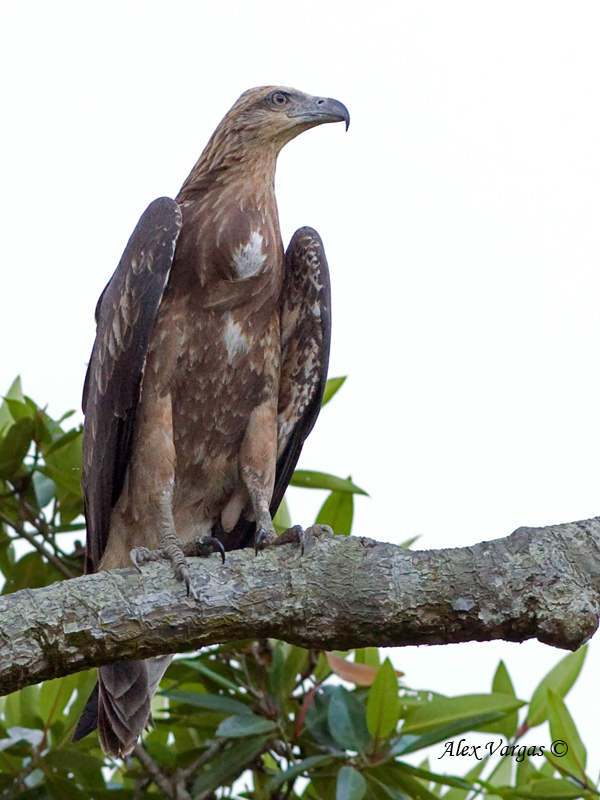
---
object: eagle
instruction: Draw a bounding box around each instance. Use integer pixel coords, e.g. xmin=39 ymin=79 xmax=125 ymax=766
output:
xmin=73 ymin=86 xmax=349 ymax=757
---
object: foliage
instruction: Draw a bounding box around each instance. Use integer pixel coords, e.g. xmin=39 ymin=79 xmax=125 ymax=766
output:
xmin=0 ymin=379 xmax=596 ymax=799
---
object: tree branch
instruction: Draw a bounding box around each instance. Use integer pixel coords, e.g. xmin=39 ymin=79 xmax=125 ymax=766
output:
xmin=1 ymin=519 xmax=599 ymax=696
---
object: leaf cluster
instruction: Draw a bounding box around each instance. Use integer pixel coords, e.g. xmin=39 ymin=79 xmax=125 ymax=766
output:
xmin=0 ymin=377 xmax=85 ymax=593
xmin=0 ymin=637 xmax=594 ymax=798
xmin=0 ymin=378 xmax=596 ymax=799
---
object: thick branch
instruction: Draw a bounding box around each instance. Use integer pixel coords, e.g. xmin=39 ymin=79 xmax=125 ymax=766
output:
xmin=1 ymin=519 xmax=600 ymax=696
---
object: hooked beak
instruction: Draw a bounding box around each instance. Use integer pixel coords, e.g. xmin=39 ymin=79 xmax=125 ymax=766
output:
xmin=292 ymin=95 xmax=350 ymax=131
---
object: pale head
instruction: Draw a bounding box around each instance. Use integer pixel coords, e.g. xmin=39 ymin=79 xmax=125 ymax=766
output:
xmin=193 ymin=86 xmax=350 ymax=176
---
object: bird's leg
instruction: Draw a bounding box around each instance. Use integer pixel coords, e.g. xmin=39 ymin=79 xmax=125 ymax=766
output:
xmin=242 ymin=468 xmax=306 ymax=555
xmin=242 ymin=478 xmax=303 ymax=555
xmin=130 ymin=493 xmax=224 ymax=600
xmin=238 ymin=401 xmax=310 ymax=556
xmin=251 ymin=494 xmax=280 ymax=554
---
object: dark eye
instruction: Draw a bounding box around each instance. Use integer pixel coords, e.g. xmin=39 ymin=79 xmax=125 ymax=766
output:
xmin=271 ymin=92 xmax=289 ymax=107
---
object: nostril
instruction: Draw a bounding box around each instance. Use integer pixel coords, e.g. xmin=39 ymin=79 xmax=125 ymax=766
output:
xmin=317 ymin=99 xmax=324 ymax=105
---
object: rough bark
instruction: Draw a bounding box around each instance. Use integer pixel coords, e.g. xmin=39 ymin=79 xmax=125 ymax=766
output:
xmin=1 ymin=519 xmax=600 ymax=697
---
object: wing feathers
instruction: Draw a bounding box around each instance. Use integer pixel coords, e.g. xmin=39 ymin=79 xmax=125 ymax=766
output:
xmin=82 ymin=197 xmax=182 ymax=572
xmin=272 ymin=226 xmax=332 ymax=514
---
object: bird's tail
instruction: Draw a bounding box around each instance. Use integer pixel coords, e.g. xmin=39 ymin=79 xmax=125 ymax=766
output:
xmin=72 ymin=655 xmax=172 ymax=757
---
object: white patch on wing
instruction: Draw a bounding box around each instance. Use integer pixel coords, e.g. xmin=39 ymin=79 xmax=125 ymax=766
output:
xmin=222 ymin=314 xmax=251 ymax=364
xmin=232 ymin=231 xmax=267 ymax=278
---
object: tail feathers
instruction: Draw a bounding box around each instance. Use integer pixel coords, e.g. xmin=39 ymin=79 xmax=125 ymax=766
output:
xmin=73 ymin=656 xmax=173 ymax=758
xmin=98 ymin=660 xmax=151 ymax=757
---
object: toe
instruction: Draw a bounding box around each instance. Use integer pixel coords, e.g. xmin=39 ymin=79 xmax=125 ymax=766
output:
xmin=182 ymin=569 xmax=200 ymax=601
xmin=254 ymin=527 xmax=277 ymax=554
xmin=130 ymin=547 xmax=149 ymax=572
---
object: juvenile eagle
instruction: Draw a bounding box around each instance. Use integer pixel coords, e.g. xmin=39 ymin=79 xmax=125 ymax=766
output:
xmin=73 ymin=87 xmax=349 ymax=756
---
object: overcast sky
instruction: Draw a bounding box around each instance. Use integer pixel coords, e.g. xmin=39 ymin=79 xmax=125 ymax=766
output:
xmin=2 ymin=0 xmax=600 ymax=776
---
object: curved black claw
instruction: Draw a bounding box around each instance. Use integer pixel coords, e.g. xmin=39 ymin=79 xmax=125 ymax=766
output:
xmin=202 ymin=536 xmax=225 ymax=564
xmin=254 ymin=527 xmax=277 ymax=555
xmin=182 ymin=535 xmax=226 ymax=564
xmin=130 ymin=548 xmax=145 ymax=574
xmin=255 ymin=528 xmax=267 ymax=555
xmin=182 ymin=568 xmax=201 ymax=601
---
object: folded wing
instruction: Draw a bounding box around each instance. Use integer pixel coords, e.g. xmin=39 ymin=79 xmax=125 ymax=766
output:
xmin=81 ymin=197 xmax=182 ymax=572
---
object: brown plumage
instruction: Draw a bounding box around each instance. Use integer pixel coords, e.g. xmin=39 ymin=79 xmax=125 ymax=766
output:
xmin=73 ymin=86 xmax=349 ymax=757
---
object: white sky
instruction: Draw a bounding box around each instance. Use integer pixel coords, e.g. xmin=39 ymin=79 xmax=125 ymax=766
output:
xmin=2 ymin=0 xmax=599 ymax=778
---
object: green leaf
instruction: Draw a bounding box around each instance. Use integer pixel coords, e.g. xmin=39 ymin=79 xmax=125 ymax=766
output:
xmin=2 ymin=551 xmax=64 ymax=594
xmin=322 ymin=376 xmax=347 ymax=406
xmin=337 ymin=765 xmax=367 ymax=800
xmin=281 ymin=644 xmax=309 ymax=697
xmin=493 ymin=660 xmax=516 ymax=697
xmin=401 ymin=693 xmax=525 ymax=735
xmin=43 ymin=428 xmax=82 ymax=456
xmin=38 ymin=463 xmax=82 ymax=498
xmin=264 ymin=638 xmax=288 ymax=698
xmin=442 ymin=759 xmax=487 ymax=800
xmin=43 ymin=749 xmax=106 ymax=790
xmin=328 ymin=686 xmax=371 ymax=753
xmin=216 ymin=713 xmax=277 ymax=738
xmin=393 ymin=762 xmax=474 ymax=792
xmin=486 ymin=753 xmax=514 ymax=789
xmin=512 ymin=778 xmax=588 ymax=798
xmin=0 ymin=416 xmax=34 ymax=479
xmin=39 ymin=673 xmax=78 ymax=725
xmin=398 ymin=535 xmax=420 ymax=549
xmin=546 ymin=690 xmax=587 ymax=780
xmin=32 ymin=470 xmax=56 ymax=509
xmin=3 ymin=687 xmax=42 ymax=730
xmin=516 ymin=755 xmax=538 ymax=788
xmin=45 ymin=773 xmax=92 ymax=800
xmin=307 ymin=776 xmax=338 ymax=800
xmin=314 ymin=651 xmax=333 ymax=683
xmin=527 ymin=647 xmax=587 ymax=728
xmin=0 ymin=377 xmax=25 ymax=434
xmin=43 ymin=429 xmax=83 ymax=499
xmin=366 ymin=658 xmax=401 ymax=739
xmin=177 ymin=658 xmax=244 ymax=693
xmin=354 ymin=648 xmax=380 ymax=668
xmin=273 ymin=495 xmax=292 ymax=533
xmin=0 ymin=526 xmax=15 ymax=578
xmin=161 ymin=689 xmax=250 ymax=715
xmin=483 ymin=661 xmax=518 ymax=739
xmin=367 ymin=765 xmax=440 ymax=800
xmin=316 ymin=489 xmax=353 ymax=535
xmin=290 ymin=470 xmax=368 ymax=495
xmin=191 ymin=735 xmax=269 ymax=796
xmin=3 ymin=397 xmax=36 ymax=422
xmin=264 ymin=755 xmax=332 ymax=792
xmin=393 ymin=712 xmax=519 ymax=754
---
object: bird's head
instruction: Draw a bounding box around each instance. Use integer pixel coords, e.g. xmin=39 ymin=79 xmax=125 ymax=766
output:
xmin=199 ymin=86 xmax=349 ymax=171
xmin=234 ymin=86 xmax=350 ymax=144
